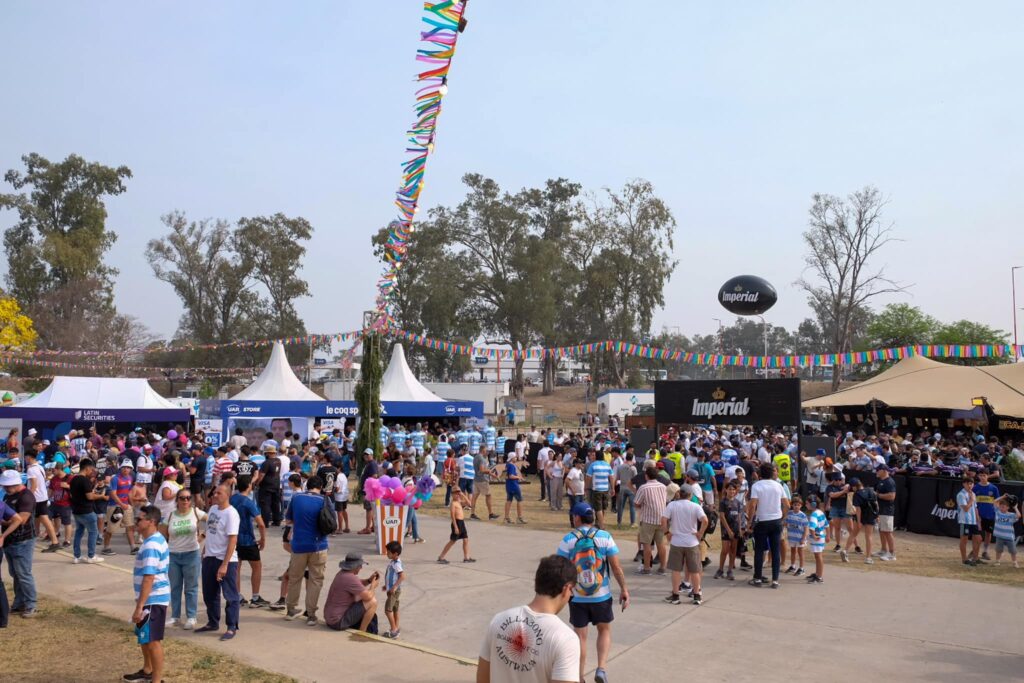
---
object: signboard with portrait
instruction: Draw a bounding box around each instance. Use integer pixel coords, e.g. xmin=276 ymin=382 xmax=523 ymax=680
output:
xmin=654 ymin=378 xmax=802 ymax=427
xmin=225 ymin=416 xmax=311 ymax=450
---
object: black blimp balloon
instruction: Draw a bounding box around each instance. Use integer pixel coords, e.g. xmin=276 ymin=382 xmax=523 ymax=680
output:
xmin=718 ymin=275 xmax=778 ymax=316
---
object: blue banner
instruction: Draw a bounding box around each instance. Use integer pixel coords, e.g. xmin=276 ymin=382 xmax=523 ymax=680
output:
xmin=0 ymin=407 xmax=191 ymax=424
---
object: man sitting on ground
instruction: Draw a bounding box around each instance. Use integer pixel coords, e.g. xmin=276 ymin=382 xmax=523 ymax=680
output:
xmin=323 ymin=552 xmax=379 ymax=632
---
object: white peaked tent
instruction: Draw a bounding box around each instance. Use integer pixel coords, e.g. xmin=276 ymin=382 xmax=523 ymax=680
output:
xmin=381 ymin=344 xmax=445 ymax=402
xmin=17 ymin=376 xmax=181 ymax=409
xmin=231 ymin=342 xmax=324 ymax=401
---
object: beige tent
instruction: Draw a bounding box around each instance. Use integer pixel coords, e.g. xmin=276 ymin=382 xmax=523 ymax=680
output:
xmin=802 ymin=355 xmax=1024 ymax=417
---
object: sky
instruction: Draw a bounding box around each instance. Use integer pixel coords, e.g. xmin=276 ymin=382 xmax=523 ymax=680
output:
xmin=2 ymin=1 xmax=1022 ymax=346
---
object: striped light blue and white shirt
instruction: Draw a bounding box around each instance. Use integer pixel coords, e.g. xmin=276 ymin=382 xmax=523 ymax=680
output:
xmin=468 ymin=430 xmax=482 ymax=455
xmin=587 ymin=460 xmax=614 ymax=492
xmin=460 ymin=453 xmax=476 ymax=480
xmin=957 ymin=489 xmax=978 ymax=526
xmin=134 ymin=532 xmax=171 ymax=607
xmin=410 ymin=430 xmax=425 ymax=454
xmin=435 ymin=440 xmax=451 ymax=459
xmin=993 ymin=509 xmax=1017 ymax=541
xmin=484 ymin=426 xmax=497 ymax=452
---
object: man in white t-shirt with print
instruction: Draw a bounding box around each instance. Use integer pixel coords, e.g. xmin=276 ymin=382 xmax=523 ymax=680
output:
xmin=197 ymin=484 xmax=241 ymax=640
xmin=745 ymin=462 xmax=790 ymax=589
xmin=478 ymin=555 xmax=580 ymax=683
xmin=661 ymin=492 xmax=708 ymax=605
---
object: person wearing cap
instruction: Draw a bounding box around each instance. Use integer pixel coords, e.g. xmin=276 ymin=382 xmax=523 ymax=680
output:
xmin=136 ymin=444 xmax=155 ymax=495
xmin=69 ymin=458 xmax=108 ymax=565
xmin=155 ymin=466 xmax=183 ymax=538
xmin=357 ymin=448 xmax=379 ymax=535
xmin=661 ymin=477 xmax=709 ymax=605
xmin=255 ymin=444 xmax=283 ymax=526
xmin=284 ymin=475 xmax=330 ymax=625
xmin=874 ymin=465 xmax=897 ymax=561
xmin=104 ymin=459 xmax=139 ymax=555
xmin=844 ymin=478 xmax=878 ymax=564
xmin=1 ymin=468 xmax=39 ymax=617
xmin=323 ymin=552 xmax=378 ymax=632
xmin=477 ymin=555 xmax=580 ymax=683
xmin=556 ymin=501 xmax=629 ymax=683
xmin=633 ymin=466 xmax=668 ymax=575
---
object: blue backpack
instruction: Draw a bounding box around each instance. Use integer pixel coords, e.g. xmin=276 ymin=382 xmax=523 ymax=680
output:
xmin=570 ymin=528 xmax=606 ymax=596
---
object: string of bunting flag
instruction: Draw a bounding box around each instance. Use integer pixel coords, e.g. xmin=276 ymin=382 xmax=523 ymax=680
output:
xmin=0 ymin=353 xmax=311 ymax=374
xmin=388 ymin=329 xmax=1023 ymax=367
xmin=373 ymin=0 xmax=469 ymax=329
xmin=6 ymin=331 xmax=363 ymax=358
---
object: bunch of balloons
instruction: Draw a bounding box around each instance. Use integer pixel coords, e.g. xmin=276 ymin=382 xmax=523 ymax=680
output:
xmin=362 ymin=474 xmax=438 ymax=510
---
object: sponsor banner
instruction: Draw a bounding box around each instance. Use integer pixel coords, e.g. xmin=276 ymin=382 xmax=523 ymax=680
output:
xmin=904 ymin=476 xmax=1024 ymax=539
xmin=374 ymin=502 xmax=408 ymax=555
xmin=0 ymin=407 xmax=191 ymax=424
xmin=319 ymin=418 xmax=346 ymax=432
xmin=225 ymin=416 xmax=310 ymax=450
xmin=218 ymin=399 xmax=483 ymax=421
xmin=654 ymin=379 xmax=801 ymax=426
xmin=195 ymin=419 xmax=223 ymax=447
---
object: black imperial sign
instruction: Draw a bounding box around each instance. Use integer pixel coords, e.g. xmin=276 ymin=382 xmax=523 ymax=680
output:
xmin=654 ymin=378 xmax=802 ymax=426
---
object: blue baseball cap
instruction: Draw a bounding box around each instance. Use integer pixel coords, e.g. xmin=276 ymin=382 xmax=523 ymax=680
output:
xmin=570 ymin=502 xmax=594 ymax=520
xmin=816 ymin=448 xmax=826 ymax=456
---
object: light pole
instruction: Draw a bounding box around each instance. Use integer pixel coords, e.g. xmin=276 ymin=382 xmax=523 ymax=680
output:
xmin=1012 ymin=266 xmax=1022 ymax=358
xmin=755 ymin=315 xmax=768 ymax=356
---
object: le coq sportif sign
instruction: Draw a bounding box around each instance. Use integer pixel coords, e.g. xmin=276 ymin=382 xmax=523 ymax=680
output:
xmin=654 ymin=378 xmax=801 ymax=426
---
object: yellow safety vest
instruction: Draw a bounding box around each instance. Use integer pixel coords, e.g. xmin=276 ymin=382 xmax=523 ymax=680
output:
xmin=773 ymin=454 xmax=792 ymax=482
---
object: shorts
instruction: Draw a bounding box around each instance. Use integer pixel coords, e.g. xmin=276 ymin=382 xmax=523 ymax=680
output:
xmin=994 ymin=538 xmax=1017 ymax=555
xmin=135 ymin=604 xmax=167 ymax=645
xmin=385 ymin=588 xmax=401 ymax=613
xmin=568 ymin=597 xmax=614 ymax=628
xmin=34 ymin=501 xmax=49 ymax=517
xmin=589 ymin=490 xmax=610 ymax=511
xmin=810 ymin=542 xmax=825 ymax=554
xmin=108 ymin=505 xmax=134 ymax=529
xmin=638 ymin=522 xmax=665 ymax=546
xmin=49 ymin=505 xmax=72 ymax=526
xmin=980 ymin=518 xmax=995 ymax=535
xmin=703 ymin=489 xmax=715 ymax=507
xmin=667 ymin=545 xmax=701 ymax=573
xmin=475 ymin=480 xmax=490 ymax=496
xmin=334 ymin=500 xmax=348 ymax=512
xmin=828 ymin=507 xmax=847 ymax=520
xmin=190 ymin=480 xmax=205 ymax=495
xmin=459 ymin=478 xmax=474 ymax=495
xmin=859 ymin=517 xmax=877 ymax=528
xmin=788 ymin=538 xmax=806 ymax=549
xmin=362 ymin=499 xmax=373 ymax=511
xmin=449 ymin=519 xmax=468 ymax=541
xmin=506 ymin=486 xmax=522 ymax=502
xmin=960 ymin=523 xmax=980 ymax=538
xmin=237 ymin=544 xmax=261 ymax=562
xmin=878 ymin=515 xmax=894 ymax=533
xmin=328 ymin=601 xmax=366 ymax=631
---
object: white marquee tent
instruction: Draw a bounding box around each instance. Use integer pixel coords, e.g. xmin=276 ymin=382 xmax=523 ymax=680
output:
xmin=380 ymin=344 xmax=445 ymax=403
xmin=231 ymin=342 xmax=324 ymax=401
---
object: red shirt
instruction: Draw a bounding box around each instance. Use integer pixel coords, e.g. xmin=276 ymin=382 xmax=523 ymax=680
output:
xmin=50 ymin=477 xmax=71 ymax=507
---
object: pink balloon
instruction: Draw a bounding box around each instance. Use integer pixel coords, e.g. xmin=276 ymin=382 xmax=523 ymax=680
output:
xmin=412 ymin=499 xmax=423 ymax=510
xmin=403 ymin=492 xmax=415 ymax=506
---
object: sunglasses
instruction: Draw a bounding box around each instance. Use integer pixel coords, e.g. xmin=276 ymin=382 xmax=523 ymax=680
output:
xmin=177 ymin=496 xmax=191 ymax=501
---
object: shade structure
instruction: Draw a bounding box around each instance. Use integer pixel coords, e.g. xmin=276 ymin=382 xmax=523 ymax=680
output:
xmin=380 ymin=343 xmax=445 ymax=402
xmin=17 ymin=376 xmax=182 ymax=410
xmin=231 ymin=342 xmax=324 ymax=401
xmin=802 ymin=355 xmax=1024 ymax=417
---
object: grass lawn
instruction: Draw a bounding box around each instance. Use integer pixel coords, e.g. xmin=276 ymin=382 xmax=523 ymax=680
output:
xmin=420 ymin=480 xmax=1024 ymax=588
xmin=0 ymin=596 xmax=296 ymax=683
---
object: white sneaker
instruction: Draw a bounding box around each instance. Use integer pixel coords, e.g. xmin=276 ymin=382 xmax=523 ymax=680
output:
xmin=878 ymin=553 xmax=891 ymax=562
xmin=872 ymin=550 xmax=883 ymax=557
xmin=168 ymin=617 xmax=180 ymax=628
xmin=85 ymin=556 xmax=104 ymax=564
xmin=864 ymin=557 xmax=874 ymax=565
xmin=888 ymin=554 xmax=896 ymax=562
xmin=183 ymin=618 xmax=197 ymax=630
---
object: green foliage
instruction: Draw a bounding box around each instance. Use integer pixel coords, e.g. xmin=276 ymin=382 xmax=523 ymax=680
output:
xmin=865 ymin=303 xmax=940 ymax=348
xmin=355 ymin=333 xmax=384 ymax=463
xmin=1002 ymin=455 xmax=1024 ymax=483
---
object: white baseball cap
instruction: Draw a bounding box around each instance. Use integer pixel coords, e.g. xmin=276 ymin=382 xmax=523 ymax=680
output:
xmin=0 ymin=470 xmax=22 ymax=486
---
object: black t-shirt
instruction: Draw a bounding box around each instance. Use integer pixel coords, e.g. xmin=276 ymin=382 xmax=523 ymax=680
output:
xmin=93 ymin=481 xmax=110 ymax=515
xmin=875 ymin=477 xmax=896 ymax=516
xmin=69 ymin=474 xmax=95 ymax=515
xmin=317 ymin=465 xmax=338 ymax=496
xmin=739 ymin=459 xmax=756 ymax=483
xmin=260 ymin=458 xmax=281 ymax=491
xmin=190 ymin=455 xmax=207 ymax=489
xmin=853 ymin=488 xmax=878 ymax=523
xmin=4 ymin=488 xmax=36 ymax=544
xmin=234 ymin=460 xmax=257 ymax=480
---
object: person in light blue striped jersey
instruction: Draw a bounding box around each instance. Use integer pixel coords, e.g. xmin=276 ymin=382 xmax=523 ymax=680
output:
xmin=130 ymin=504 xmax=171 ymax=683
xmin=410 ymin=424 xmax=426 ymax=456
xmin=957 ymin=476 xmax=981 ymax=566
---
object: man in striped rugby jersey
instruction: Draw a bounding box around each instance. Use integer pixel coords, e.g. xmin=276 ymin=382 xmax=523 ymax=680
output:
xmin=125 ymin=505 xmax=171 ymax=683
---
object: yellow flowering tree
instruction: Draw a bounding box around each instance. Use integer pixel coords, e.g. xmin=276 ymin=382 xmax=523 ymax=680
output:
xmin=0 ymin=296 xmax=37 ymax=356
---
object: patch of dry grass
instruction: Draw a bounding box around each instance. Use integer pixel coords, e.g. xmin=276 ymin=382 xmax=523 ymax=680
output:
xmin=0 ymin=596 xmax=296 ymax=683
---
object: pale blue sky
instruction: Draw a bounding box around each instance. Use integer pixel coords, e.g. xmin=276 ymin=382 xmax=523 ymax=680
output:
xmin=2 ymin=1 xmax=1022 ymax=343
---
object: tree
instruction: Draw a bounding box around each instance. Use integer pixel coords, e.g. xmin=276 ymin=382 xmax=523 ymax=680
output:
xmin=933 ymin=320 xmax=1009 ymax=366
xmin=0 ymin=153 xmax=131 ymax=347
xmin=355 ymin=332 xmax=384 ymax=461
xmin=797 ymin=186 xmax=905 ymax=389
xmin=0 ymin=295 xmax=37 ymax=352
xmin=864 ymin=303 xmax=939 ymax=349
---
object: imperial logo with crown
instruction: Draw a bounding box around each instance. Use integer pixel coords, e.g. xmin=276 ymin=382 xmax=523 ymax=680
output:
xmin=721 ymin=283 xmax=761 ymax=304
xmin=691 ymin=386 xmax=751 ymax=418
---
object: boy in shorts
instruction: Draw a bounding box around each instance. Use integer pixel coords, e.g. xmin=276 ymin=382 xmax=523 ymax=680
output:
xmin=437 ymin=488 xmax=474 ymax=563
xmin=992 ymin=495 xmax=1021 ymax=568
xmin=805 ymin=495 xmax=827 ymax=583
xmin=784 ymin=495 xmax=808 ymax=576
xmin=502 ymin=454 xmax=526 ymax=525
xmin=382 ymin=541 xmax=405 ymax=638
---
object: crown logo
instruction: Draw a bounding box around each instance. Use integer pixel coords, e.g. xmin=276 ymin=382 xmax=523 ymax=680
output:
xmin=712 ymin=387 xmax=726 ymax=400
xmin=943 ymin=499 xmax=955 ymax=509
xmin=734 ymin=285 xmax=743 ymax=292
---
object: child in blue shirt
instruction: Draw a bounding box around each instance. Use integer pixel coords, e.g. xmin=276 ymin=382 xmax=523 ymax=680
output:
xmin=785 ymin=496 xmax=809 ymax=577
xmin=382 ymin=540 xmax=405 ymax=639
xmin=992 ymin=496 xmax=1020 ymax=568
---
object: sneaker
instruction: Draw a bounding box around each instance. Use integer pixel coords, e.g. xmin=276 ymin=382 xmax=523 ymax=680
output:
xmin=21 ymin=608 xmax=38 ymax=618
xmin=748 ymin=578 xmax=766 ymax=587
xmin=680 ymin=581 xmax=692 ymax=592
xmin=633 ymin=551 xmax=643 ymax=563
xmin=488 ymin=514 xmax=500 ymax=520
xmin=701 ymin=556 xmax=711 ymax=568
xmin=770 ymin=581 xmax=780 ymax=589
xmin=268 ymin=598 xmax=286 ymax=611
xmin=872 ymin=550 xmax=883 ymax=557
xmin=517 ymin=518 xmax=527 ymax=524
xmin=794 ymin=568 xmax=805 ymax=577
xmin=832 ymin=545 xmax=841 ymax=553
xmin=726 ymin=570 xmax=735 ymax=581
xmin=102 ymin=547 xmax=117 ymax=556
xmin=784 ymin=565 xmax=796 ymax=574
xmin=61 ymin=540 xmax=71 ymax=548
xmin=806 ymin=574 xmax=824 ymax=583
xmin=306 ymin=615 xmax=318 ymax=627
xmin=72 ymin=557 xmax=82 ymax=565
xmin=86 ymin=556 xmax=104 ymax=564
xmin=981 ymin=551 xmax=991 ymax=561
xmin=42 ymin=543 xmax=61 ymax=553
xmin=130 ymin=546 xmax=139 ymax=555
xmin=504 ymin=518 xmax=513 ymax=525
xmin=250 ymin=596 xmax=271 ymax=608
xmin=239 ymin=597 xmax=249 ymax=607
xmin=414 ymin=537 xmax=426 ymax=543
xmin=183 ymin=618 xmax=196 ymax=630
xmin=713 ymin=570 xmax=724 ymax=579
xmin=854 ymin=546 xmax=863 ymax=554
xmin=470 ymin=514 xmax=481 ymax=520
xmin=655 ymin=567 xmax=667 ymax=576
xmin=285 ymin=609 xmax=302 ymax=620
xmin=122 ymin=669 xmax=152 ymax=682
xmin=663 ymin=593 xmax=681 ymax=605
xmin=692 ymin=593 xmax=703 ymax=605
xmin=739 ymin=559 xmax=753 ymax=570
xmin=888 ymin=554 xmax=897 ymax=562
xmin=840 ymin=550 xmax=849 ymax=563
xmin=878 ymin=553 xmax=891 ymax=562
xmin=168 ymin=617 xmax=180 ymax=628
xmin=381 ymin=630 xmax=395 ymax=639
xmin=864 ymin=557 xmax=874 ymax=565
xmin=635 ymin=567 xmax=651 ymax=575
xmin=594 ymin=668 xmax=609 ymax=683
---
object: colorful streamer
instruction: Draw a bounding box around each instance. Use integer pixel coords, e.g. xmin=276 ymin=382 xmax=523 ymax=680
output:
xmin=373 ymin=1 xmax=469 ymax=327
xmin=9 ymin=331 xmax=362 ymax=358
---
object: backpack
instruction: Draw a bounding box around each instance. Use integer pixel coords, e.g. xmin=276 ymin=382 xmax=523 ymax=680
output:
xmin=570 ymin=528 xmax=607 ymax=597
xmin=317 ymin=493 xmax=339 ymax=536
xmin=702 ymin=503 xmax=719 ymax=535
xmin=861 ymin=489 xmax=879 ymax=517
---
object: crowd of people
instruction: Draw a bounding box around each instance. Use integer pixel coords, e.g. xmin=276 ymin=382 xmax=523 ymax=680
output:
xmin=1 ymin=418 xmax=1021 ymax=683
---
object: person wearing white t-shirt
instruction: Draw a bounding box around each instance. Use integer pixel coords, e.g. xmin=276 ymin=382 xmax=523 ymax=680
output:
xmin=478 ymin=555 xmax=581 ymax=683
xmin=661 ymin=496 xmax=709 ymax=605
xmin=24 ymin=451 xmax=61 ymax=550
xmin=333 ymin=472 xmax=350 ymax=533
xmin=745 ymin=462 xmax=790 ymax=588
xmin=198 ymin=484 xmax=241 ymax=638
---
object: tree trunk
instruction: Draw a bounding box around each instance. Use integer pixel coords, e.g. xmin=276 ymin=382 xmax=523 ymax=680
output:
xmin=542 ymin=354 xmax=556 ymax=395
xmin=512 ymin=356 xmax=525 ymax=401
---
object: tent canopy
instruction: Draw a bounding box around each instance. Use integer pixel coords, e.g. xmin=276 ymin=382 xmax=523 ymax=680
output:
xmin=231 ymin=342 xmax=324 ymax=401
xmin=802 ymin=355 xmax=1024 ymax=417
xmin=18 ymin=376 xmax=181 ymax=409
xmin=381 ymin=344 xmax=445 ymax=402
